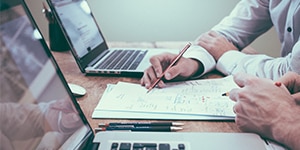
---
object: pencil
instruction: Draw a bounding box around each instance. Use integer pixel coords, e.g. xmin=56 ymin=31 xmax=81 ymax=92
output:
xmin=221 ymin=92 xmax=229 ymax=96
xmin=147 ymin=42 xmax=191 ymax=93
xmin=222 ymin=81 xmax=282 ymax=96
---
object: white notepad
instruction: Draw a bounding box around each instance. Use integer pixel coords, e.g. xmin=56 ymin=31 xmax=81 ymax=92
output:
xmin=93 ymin=76 xmax=238 ymax=120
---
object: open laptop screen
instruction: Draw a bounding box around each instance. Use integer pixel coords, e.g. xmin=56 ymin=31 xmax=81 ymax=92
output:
xmin=0 ymin=1 xmax=93 ymax=149
xmin=48 ymin=0 xmax=104 ymax=58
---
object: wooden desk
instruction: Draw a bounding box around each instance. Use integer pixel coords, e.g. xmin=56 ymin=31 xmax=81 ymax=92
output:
xmin=51 ymin=41 xmax=240 ymax=133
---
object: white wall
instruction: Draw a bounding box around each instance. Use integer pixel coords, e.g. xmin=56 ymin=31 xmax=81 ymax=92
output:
xmin=26 ymin=0 xmax=281 ymax=57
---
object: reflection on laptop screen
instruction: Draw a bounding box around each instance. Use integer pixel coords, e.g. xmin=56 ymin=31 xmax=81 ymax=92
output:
xmin=50 ymin=0 xmax=104 ymax=58
xmin=0 ymin=3 xmax=91 ymax=150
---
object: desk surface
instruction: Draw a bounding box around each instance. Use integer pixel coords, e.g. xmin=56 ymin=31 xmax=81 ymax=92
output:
xmin=51 ymin=41 xmax=240 ymax=133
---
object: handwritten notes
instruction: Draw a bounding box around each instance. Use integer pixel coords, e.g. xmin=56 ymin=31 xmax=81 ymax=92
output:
xmin=93 ymin=76 xmax=238 ymax=120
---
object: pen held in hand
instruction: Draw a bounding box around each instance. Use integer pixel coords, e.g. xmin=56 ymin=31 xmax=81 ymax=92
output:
xmin=222 ymin=92 xmax=229 ymax=96
xmin=221 ymin=82 xmax=282 ymax=97
xmin=147 ymin=42 xmax=192 ymax=93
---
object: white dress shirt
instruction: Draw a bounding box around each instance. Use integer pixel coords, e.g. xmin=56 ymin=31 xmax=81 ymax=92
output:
xmin=184 ymin=0 xmax=300 ymax=80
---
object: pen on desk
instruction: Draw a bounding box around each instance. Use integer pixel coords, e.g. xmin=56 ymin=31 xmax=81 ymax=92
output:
xmin=147 ymin=42 xmax=192 ymax=93
xmin=95 ymin=126 xmax=183 ymax=132
xmin=98 ymin=122 xmax=184 ymax=127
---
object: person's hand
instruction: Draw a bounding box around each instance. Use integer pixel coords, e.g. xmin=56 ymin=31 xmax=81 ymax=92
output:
xmin=43 ymin=98 xmax=83 ymax=134
xmin=229 ymin=72 xmax=300 ymax=149
xmin=140 ymin=52 xmax=202 ymax=89
xmin=196 ymin=30 xmax=238 ymax=61
xmin=277 ymin=72 xmax=300 ymax=104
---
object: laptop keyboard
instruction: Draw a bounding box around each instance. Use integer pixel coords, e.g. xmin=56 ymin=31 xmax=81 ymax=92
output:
xmin=96 ymin=49 xmax=147 ymax=70
xmin=110 ymin=142 xmax=186 ymax=150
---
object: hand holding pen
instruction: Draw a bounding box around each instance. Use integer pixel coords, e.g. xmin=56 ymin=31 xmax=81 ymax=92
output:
xmin=146 ymin=43 xmax=191 ymax=93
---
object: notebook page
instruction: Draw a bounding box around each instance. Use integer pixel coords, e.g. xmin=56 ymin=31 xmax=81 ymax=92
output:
xmin=95 ymin=76 xmax=238 ymax=117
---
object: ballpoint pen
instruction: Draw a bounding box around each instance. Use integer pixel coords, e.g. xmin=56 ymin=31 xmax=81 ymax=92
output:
xmin=95 ymin=126 xmax=183 ymax=132
xmin=147 ymin=42 xmax=191 ymax=93
xmin=98 ymin=122 xmax=184 ymax=127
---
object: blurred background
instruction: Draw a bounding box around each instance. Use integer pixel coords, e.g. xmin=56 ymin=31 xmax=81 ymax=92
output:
xmin=25 ymin=0 xmax=280 ymax=57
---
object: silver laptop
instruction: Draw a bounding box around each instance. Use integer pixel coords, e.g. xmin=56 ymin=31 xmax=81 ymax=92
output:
xmin=0 ymin=0 xmax=268 ymax=149
xmin=44 ymin=0 xmax=176 ymax=77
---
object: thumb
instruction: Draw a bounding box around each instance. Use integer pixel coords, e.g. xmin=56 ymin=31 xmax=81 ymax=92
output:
xmin=292 ymin=93 xmax=300 ymax=104
xmin=228 ymin=88 xmax=240 ymax=102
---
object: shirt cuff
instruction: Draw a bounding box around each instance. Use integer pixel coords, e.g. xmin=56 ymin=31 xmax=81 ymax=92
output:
xmin=216 ymin=50 xmax=245 ymax=75
xmin=183 ymin=45 xmax=216 ymax=78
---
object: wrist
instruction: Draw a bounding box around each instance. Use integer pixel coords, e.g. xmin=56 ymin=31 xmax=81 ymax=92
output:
xmin=272 ymin=112 xmax=300 ymax=149
xmin=190 ymin=59 xmax=204 ymax=78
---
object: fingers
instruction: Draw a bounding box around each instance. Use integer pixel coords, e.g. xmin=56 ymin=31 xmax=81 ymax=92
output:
xmin=140 ymin=53 xmax=176 ymax=88
xmin=197 ymin=31 xmax=219 ymax=48
xmin=229 ymin=88 xmax=239 ymax=102
xmin=140 ymin=52 xmax=200 ymax=89
xmin=163 ymin=64 xmax=181 ymax=80
xmin=277 ymin=72 xmax=300 ymax=94
xmin=233 ymin=72 xmax=258 ymax=87
xmin=149 ymin=55 xmax=166 ymax=77
xmin=292 ymin=93 xmax=300 ymax=104
xmin=276 ymin=72 xmax=296 ymax=87
xmin=140 ymin=66 xmax=166 ymax=89
xmin=140 ymin=67 xmax=154 ymax=87
xmin=233 ymin=73 xmax=248 ymax=87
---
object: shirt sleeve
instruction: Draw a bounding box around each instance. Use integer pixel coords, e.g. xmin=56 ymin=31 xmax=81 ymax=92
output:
xmin=211 ymin=0 xmax=273 ymax=50
xmin=217 ymin=41 xmax=300 ymax=80
xmin=183 ymin=45 xmax=216 ymax=78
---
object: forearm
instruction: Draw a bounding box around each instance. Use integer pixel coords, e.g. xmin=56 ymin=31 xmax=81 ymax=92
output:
xmin=0 ymin=103 xmax=45 ymax=139
xmin=285 ymin=130 xmax=300 ymax=150
xmin=217 ymin=51 xmax=294 ymax=80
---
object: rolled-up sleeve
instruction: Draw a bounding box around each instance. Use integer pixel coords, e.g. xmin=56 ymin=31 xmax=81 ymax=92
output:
xmin=183 ymin=45 xmax=216 ymax=78
xmin=217 ymin=41 xmax=300 ymax=80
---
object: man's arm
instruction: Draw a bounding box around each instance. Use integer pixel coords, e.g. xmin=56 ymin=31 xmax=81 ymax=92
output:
xmin=229 ymin=72 xmax=300 ymax=150
xmin=216 ymin=41 xmax=300 ymax=80
xmin=210 ymin=0 xmax=273 ymax=50
xmin=0 ymin=103 xmax=45 ymax=139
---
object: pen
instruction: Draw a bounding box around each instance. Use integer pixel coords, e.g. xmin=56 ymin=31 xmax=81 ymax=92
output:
xmin=147 ymin=42 xmax=191 ymax=93
xmin=95 ymin=126 xmax=183 ymax=132
xmin=222 ymin=81 xmax=283 ymax=96
xmin=274 ymin=81 xmax=281 ymax=87
xmin=98 ymin=122 xmax=184 ymax=127
xmin=221 ymin=92 xmax=229 ymax=96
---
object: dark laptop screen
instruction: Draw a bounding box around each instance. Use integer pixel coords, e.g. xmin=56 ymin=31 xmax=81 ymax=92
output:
xmin=0 ymin=1 xmax=92 ymax=149
xmin=48 ymin=0 xmax=104 ymax=58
